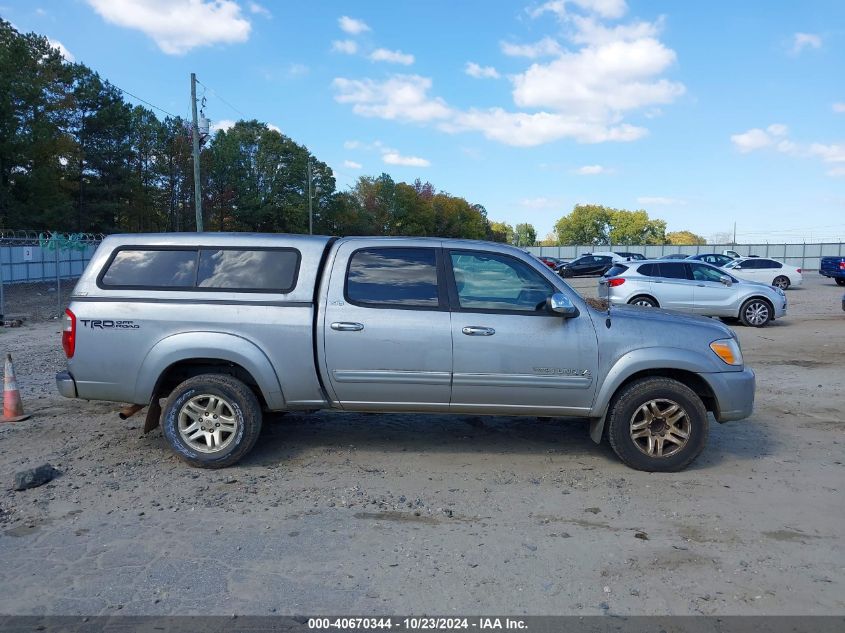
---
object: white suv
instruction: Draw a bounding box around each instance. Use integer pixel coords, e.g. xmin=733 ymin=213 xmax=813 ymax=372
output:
xmin=598 ymin=259 xmax=786 ymax=327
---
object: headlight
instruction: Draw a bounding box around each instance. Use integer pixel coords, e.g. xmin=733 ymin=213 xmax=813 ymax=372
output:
xmin=710 ymin=338 xmax=743 ymax=366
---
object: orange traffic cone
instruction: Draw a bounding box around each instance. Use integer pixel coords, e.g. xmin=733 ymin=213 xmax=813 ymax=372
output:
xmin=3 ymin=353 xmax=30 ymax=422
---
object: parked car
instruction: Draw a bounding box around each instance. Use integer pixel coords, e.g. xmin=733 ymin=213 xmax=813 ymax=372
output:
xmin=722 ymin=257 xmax=802 ymax=290
xmin=538 ymin=256 xmax=563 ymax=269
xmin=614 ymin=252 xmax=646 ymax=261
xmin=56 ymin=233 xmax=755 ymax=472
xmin=591 ymin=251 xmax=645 ymax=262
xmin=660 ymin=253 xmax=690 ymax=260
xmin=557 ymin=254 xmax=615 ymax=277
xmin=686 ymin=253 xmax=735 ymax=267
xmin=819 ymin=256 xmax=845 ymax=286
xmin=722 ymin=249 xmax=741 ymax=259
xmin=598 ymin=260 xmax=786 ymax=327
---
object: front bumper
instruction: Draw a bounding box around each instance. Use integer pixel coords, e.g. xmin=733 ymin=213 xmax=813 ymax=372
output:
xmin=55 ymin=371 xmax=77 ymax=399
xmin=703 ymin=368 xmax=755 ymax=422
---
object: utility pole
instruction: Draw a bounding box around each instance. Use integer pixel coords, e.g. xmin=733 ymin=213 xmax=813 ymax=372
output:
xmin=732 ymin=222 xmax=736 ymax=246
xmin=190 ymin=73 xmax=204 ymax=232
xmin=307 ymin=157 xmax=313 ymax=235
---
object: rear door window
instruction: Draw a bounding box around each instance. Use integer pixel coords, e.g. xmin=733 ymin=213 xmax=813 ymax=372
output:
xmin=197 ymin=248 xmax=299 ymax=292
xmin=100 ymin=249 xmax=197 ymax=288
xmin=346 ymin=247 xmax=442 ymax=309
xmin=657 ymin=262 xmax=690 ymax=279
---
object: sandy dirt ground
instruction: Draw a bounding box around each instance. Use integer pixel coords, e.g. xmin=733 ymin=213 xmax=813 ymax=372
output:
xmin=0 ymin=275 xmax=842 ymax=616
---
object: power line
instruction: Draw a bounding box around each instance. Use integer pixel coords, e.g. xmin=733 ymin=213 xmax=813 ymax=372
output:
xmin=106 ymin=80 xmax=178 ymax=119
xmin=194 ymin=78 xmax=247 ymax=119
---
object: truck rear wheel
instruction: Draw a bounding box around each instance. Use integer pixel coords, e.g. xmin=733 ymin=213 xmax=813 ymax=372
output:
xmin=606 ymin=377 xmax=708 ymax=472
xmin=836 ymin=278 xmax=845 ymax=286
xmin=161 ymin=374 xmax=263 ymax=468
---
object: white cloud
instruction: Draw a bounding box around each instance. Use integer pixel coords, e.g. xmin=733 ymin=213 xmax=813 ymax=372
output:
xmin=286 ymin=63 xmax=309 ymax=77
xmin=332 ymin=75 xmax=451 ymax=122
xmin=343 ymin=160 xmax=363 ymax=169
xmin=248 ymin=2 xmax=270 ymax=18
xmin=731 ymin=128 xmax=775 ymax=153
xmin=333 ymin=6 xmax=682 ymax=148
xmin=792 ymin=32 xmax=822 ymax=54
xmin=212 ymin=119 xmax=236 ymax=133
xmin=444 ymin=108 xmax=647 ymax=146
xmin=827 ymin=166 xmax=845 ymax=178
xmin=369 ymin=48 xmax=415 ymax=65
xmin=574 ymin=164 xmax=607 ymax=175
xmin=511 ymin=38 xmax=685 ymax=114
xmin=832 ymin=102 xmax=845 ymax=113
xmin=331 ymin=39 xmax=358 ymax=55
xmin=519 ymin=197 xmax=563 ymax=209
xmin=501 ymin=37 xmax=562 ymax=58
xmin=732 ymin=124 xmax=845 ymax=177
xmin=529 ymin=0 xmax=628 ymax=20
xmin=86 ymin=0 xmax=251 ymax=55
xmin=808 ymin=143 xmax=845 ymax=164
xmin=637 ymin=196 xmax=686 ymax=205
xmin=338 ymin=16 xmax=370 ymax=35
xmin=48 ymin=38 xmax=75 ymax=61
xmin=267 ymin=123 xmax=281 ymax=133
xmin=465 ymin=62 xmax=500 ymax=79
xmin=383 ymin=152 xmax=430 ymax=167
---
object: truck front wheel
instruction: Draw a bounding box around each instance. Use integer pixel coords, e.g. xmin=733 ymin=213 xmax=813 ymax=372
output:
xmin=606 ymin=377 xmax=708 ymax=472
xmin=161 ymin=374 xmax=263 ymax=468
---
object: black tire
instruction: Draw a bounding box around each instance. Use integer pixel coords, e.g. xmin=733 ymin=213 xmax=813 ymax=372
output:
xmin=606 ymin=377 xmax=708 ymax=472
xmin=772 ymin=275 xmax=790 ymax=290
xmin=739 ymin=297 xmax=772 ymax=327
xmin=628 ymin=295 xmax=659 ymax=307
xmin=161 ymin=373 xmax=263 ymax=468
xmin=560 ymin=268 xmax=573 ymax=278
xmin=836 ymin=278 xmax=845 ymax=287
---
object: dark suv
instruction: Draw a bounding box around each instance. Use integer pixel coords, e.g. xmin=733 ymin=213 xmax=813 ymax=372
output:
xmin=557 ymin=254 xmax=614 ymax=277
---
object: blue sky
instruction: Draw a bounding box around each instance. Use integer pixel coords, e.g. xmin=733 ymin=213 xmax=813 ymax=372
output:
xmin=3 ymin=0 xmax=844 ymax=242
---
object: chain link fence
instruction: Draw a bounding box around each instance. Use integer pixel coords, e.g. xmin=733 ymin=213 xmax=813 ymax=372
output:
xmin=526 ymin=242 xmax=845 ymax=271
xmin=0 ymin=230 xmax=104 ymax=318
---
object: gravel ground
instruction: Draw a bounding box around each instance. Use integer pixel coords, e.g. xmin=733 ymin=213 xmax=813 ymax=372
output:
xmin=0 ymin=275 xmax=842 ymax=616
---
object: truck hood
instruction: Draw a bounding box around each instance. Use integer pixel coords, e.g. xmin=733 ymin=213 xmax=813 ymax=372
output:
xmin=603 ymin=304 xmax=736 ymax=339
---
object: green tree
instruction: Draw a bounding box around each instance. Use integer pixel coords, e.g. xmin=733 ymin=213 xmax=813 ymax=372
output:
xmin=514 ymin=222 xmax=537 ymax=247
xmin=488 ymin=221 xmax=514 ymax=243
xmin=554 ymin=204 xmax=611 ymax=245
xmin=608 ymin=209 xmax=666 ymax=245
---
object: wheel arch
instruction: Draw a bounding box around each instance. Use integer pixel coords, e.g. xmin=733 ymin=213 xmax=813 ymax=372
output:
xmin=589 ymin=350 xmax=723 ymax=443
xmin=627 ymin=294 xmax=660 ymax=307
xmin=134 ymin=332 xmax=285 ymax=410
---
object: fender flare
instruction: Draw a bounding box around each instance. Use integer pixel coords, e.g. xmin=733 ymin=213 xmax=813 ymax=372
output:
xmin=133 ymin=331 xmax=285 ymax=409
xmin=588 ymin=346 xmax=723 ymax=444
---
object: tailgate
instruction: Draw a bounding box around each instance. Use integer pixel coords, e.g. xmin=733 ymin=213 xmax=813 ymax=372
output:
xmin=820 ymin=257 xmax=845 ymax=274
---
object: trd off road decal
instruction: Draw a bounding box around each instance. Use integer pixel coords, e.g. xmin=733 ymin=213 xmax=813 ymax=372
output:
xmin=78 ymin=319 xmax=140 ymax=329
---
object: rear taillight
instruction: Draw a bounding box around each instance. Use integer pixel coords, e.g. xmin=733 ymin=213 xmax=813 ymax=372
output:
xmin=839 ymin=262 xmax=845 ymax=270
xmin=607 ymin=278 xmax=626 ymax=287
xmin=796 ymin=268 xmax=801 ymax=273
xmin=62 ymin=309 xmax=76 ymax=358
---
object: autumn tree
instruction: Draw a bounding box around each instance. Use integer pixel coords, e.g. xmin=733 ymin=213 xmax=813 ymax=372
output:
xmin=666 ymin=230 xmax=706 ymax=245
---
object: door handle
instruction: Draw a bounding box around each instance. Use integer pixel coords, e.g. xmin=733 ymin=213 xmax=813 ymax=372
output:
xmin=462 ymin=326 xmax=495 ymax=336
xmin=331 ymin=322 xmax=364 ymax=332
xmin=653 ymin=280 xmax=663 ymax=283
xmin=696 ymin=283 xmax=705 ymax=287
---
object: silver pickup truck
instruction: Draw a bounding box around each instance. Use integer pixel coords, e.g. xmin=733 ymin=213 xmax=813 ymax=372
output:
xmin=56 ymin=233 xmax=755 ymax=472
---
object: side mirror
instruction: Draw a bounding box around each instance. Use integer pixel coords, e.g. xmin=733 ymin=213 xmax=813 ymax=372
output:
xmin=547 ymin=292 xmax=579 ymax=318
xmin=719 ymin=275 xmax=733 ymax=286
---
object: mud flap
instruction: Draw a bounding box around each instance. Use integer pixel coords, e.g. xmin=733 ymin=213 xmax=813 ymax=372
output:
xmin=589 ymin=414 xmax=606 ymax=444
xmin=143 ymin=398 xmax=163 ymax=434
